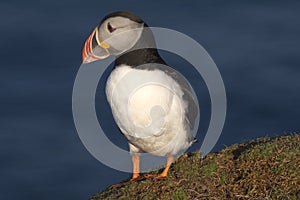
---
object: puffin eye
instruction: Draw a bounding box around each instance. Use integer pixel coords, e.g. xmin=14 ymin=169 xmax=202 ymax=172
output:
xmin=107 ymin=22 xmax=116 ymax=33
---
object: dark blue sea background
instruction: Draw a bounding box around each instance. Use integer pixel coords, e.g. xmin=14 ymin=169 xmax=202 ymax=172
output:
xmin=1 ymin=1 xmax=299 ymax=199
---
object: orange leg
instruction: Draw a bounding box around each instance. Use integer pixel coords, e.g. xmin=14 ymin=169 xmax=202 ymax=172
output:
xmin=131 ymin=155 xmax=140 ymax=180
xmin=145 ymin=156 xmax=173 ymax=178
xmin=159 ymin=156 xmax=173 ymax=177
xmin=110 ymin=155 xmax=141 ymax=188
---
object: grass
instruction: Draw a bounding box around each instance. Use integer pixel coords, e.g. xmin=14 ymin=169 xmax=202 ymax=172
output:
xmin=90 ymin=133 xmax=300 ymax=200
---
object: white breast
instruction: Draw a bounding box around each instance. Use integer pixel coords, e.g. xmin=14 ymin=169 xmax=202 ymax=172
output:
xmin=106 ymin=65 xmax=191 ymax=156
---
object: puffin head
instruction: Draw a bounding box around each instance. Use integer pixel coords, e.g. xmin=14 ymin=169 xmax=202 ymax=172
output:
xmin=82 ymin=11 xmax=149 ymax=64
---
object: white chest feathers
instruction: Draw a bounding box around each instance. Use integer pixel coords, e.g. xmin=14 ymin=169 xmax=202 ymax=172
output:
xmin=105 ymin=65 xmax=190 ymax=156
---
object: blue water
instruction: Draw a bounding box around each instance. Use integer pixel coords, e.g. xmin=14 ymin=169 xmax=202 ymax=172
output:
xmin=1 ymin=1 xmax=300 ymax=199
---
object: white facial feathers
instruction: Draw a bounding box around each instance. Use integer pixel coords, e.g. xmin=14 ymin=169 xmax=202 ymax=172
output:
xmin=98 ymin=17 xmax=144 ymax=55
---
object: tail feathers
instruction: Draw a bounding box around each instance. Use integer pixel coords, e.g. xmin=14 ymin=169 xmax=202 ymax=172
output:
xmin=189 ymin=137 xmax=198 ymax=145
xmin=193 ymin=137 xmax=198 ymax=143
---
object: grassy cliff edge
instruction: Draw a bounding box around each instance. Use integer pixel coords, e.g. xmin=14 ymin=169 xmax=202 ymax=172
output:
xmin=91 ymin=134 xmax=300 ymax=200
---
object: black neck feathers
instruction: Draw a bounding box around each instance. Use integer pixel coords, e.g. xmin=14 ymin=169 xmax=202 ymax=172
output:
xmin=115 ymin=48 xmax=166 ymax=68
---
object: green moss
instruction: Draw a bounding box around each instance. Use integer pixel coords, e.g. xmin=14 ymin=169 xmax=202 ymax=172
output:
xmin=201 ymin=161 xmax=218 ymax=178
xmin=90 ymin=133 xmax=300 ymax=200
xmin=172 ymin=188 xmax=187 ymax=200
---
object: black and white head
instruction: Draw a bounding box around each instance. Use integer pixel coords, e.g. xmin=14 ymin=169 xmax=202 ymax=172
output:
xmin=82 ymin=11 xmax=157 ymax=64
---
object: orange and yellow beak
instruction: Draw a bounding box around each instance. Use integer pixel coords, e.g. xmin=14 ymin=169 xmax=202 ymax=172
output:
xmin=82 ymin=28 xmax=110 ymax=64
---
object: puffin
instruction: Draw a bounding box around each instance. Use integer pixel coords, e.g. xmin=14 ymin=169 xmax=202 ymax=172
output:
xmin=82 ymin=11 xmax=198 ymax=180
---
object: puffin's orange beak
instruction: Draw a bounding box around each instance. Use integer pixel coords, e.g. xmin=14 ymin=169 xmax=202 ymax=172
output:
xmin=82 ymin=28 xmax=110 ymax=64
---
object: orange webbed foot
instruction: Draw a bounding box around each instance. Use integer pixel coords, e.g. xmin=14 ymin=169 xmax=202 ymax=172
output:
xmin=144 ymin=173 xmax=167 ymax=179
